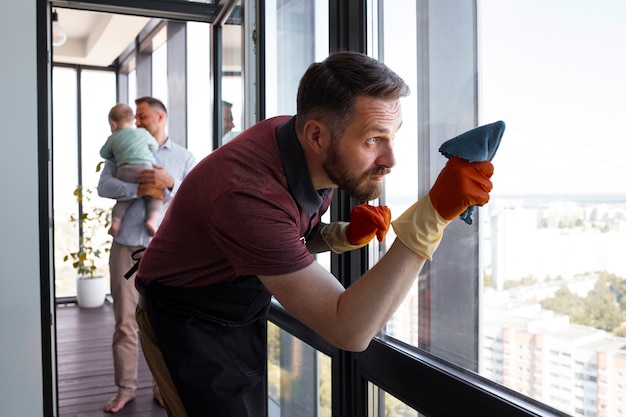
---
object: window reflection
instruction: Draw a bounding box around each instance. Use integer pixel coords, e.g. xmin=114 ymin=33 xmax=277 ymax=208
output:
xmin=268 ymin=322 xmax=331 ymax=417
xmin=264 ymin=0 xmax=329 ymax=117
xmin=262 ymin=6 xmax=331 ymax=414
xmin=367 ymin=382 xmax=421 ymax=417
xmin=221 ymin=21 xmax=243 ymax=144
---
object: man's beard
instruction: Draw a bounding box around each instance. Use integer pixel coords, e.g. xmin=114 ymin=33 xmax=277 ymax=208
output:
xmin=322 ymin=143 xmax=390 ymax=203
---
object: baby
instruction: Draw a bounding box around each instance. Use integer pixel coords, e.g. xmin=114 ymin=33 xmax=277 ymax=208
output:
xmin=99 ymin=103 xmax=161 ymax=237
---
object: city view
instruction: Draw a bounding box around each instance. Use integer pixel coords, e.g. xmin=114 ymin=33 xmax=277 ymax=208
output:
xmin=384 ymin=194 xmax=626 ymax=417
xmin=482 ymin=195 xmax=625 ymax=417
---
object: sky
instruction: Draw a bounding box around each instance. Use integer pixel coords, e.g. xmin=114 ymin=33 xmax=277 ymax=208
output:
xmin=478 ymin=0 xmax=626 ymax=196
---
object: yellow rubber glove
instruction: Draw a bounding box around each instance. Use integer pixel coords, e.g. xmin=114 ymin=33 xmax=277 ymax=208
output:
xmin=391 ymin=157 xmax=494 ymax=260
xmin=321 ymin=204 xmax=391 ymax=254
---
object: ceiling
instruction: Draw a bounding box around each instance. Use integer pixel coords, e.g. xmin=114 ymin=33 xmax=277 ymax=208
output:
xmin=52 ymin=8 xmax=151 ymax=67
xmin=52 ymin=6 xmax=242 ymax=70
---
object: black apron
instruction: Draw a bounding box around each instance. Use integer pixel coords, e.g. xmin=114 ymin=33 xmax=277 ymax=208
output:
xmin=144 ymin=276 xmax=271 ymax=417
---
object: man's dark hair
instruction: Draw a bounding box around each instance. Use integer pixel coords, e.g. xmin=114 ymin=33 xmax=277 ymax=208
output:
xmin=295 ymin=51 xmax=410 ymax=137
xmin=135 ymin=96 xmax=168 ymax=115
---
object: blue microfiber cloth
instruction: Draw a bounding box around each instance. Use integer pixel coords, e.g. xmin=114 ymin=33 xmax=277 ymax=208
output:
xmin=438 ymin=120 xmax=506 ymax=225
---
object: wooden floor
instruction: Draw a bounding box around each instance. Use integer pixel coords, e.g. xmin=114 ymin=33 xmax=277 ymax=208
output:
xmin=56 ymin=301 xmax=167 ymax=417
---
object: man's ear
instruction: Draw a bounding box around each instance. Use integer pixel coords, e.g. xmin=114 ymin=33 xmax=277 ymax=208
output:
xmin=302 ymin=120 xmax=329 ymax=154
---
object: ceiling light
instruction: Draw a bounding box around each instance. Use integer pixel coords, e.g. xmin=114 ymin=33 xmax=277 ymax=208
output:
xmin=52 ymin=10 xmax=67 ymax=47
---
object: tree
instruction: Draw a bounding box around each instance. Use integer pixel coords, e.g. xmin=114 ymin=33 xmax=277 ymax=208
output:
xmin=581 ymin=279 xmax=622 ymax=331
xmin=541 ymin=285 xmax=584 ymax=319
xmin=602 ymin=273 xmax=626 ymax=311
xmin=543 ymin=279 xmax=623 ymax=332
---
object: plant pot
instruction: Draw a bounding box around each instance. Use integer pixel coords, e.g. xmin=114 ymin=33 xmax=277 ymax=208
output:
xmin=76 ymin=275 xmax=107 ymax=308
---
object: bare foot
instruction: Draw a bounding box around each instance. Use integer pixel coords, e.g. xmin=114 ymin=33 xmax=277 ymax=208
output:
xmin=153 ymin=391 xmax=165 ymax=408
xmin=103 ymin=392 xmax=136 ymax=413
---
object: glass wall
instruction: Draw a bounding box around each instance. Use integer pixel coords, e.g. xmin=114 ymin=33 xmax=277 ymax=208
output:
xmin=372 ymin=0 xmax=420 ymax=347
xmin=221 ymin=14 xmax=244 ymax=144
xmin=367 ymin=1 xmax=626 ymax=416
xmin=267 ymin=1 xmax=626 ymax=416
xmin=375 ymin=0 xmax=481 ymax=367
xmin=152 ymin=34 xmax=169 ymax=110
xmin=49 ymin=1 xmax=626 ymax=415
xmin=264 ymin=0 xmax=330 ymax=272
xmin=477 ymin=1 xmax=626 ymax=416
xmin=263 ymin=3 xmax=333 ymax=415
xmin=264 ymin=0 xmax=329 ymax=117
xmin=53 ymin=67 xmax=116 ymax=297
xmin=187 ymin=20 xmax=213 ymax=159
xmin=128 ymin=69 xmax=137 ymax=107
xmin=52 ymin=67 xmax=79 ymax=298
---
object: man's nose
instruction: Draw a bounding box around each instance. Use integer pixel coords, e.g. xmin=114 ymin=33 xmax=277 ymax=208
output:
xmin=377 ymin=144 xmax=396 ymax=169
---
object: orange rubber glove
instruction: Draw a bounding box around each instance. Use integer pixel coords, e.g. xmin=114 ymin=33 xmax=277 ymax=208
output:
xmin=321 ymin=204 xmax=391 ymax=254
xmin=429 ymin=157 xmax=494 ymax=220
xmin=345 ymin=204 xmax=392 ymax=245
xmin=391 ymin=157 xmax=493 ymax=260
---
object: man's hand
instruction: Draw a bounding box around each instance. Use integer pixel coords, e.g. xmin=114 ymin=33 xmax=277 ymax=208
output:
xmin=137 ymin=165 xmax=174 ymax=190
xmin=345 ymin=205 xmax=392 ymax=245
xmin=137 ymin=165 xmax=173 ymax=201
xmin=391 ymin=157 xmax=494 ymax=260
xmin=137 ymin=183 xmax=165 ymax=200
xmin=321 ymin=205 xmax=391 ymax=254
xmin=429 ymin=157 xmax=493 ymax=220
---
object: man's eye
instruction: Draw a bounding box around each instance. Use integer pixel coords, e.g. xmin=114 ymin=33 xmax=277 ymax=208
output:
xmin=366 ymin=137 xmax=378 ymax=144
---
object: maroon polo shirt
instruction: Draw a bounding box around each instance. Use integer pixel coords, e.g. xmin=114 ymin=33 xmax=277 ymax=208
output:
xmin=136 ymin=116 xmax=333 ymax=293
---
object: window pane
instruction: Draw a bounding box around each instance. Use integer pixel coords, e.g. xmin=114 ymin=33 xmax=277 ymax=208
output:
xmin=264 ymin=0 xmax=330 ymax=270
xmin=268 ymin=322 xmax=331 ymax=417
xmin=187 ymin=21 xmax=213 ymax=159
xmin=128 ymin=69 xmax=137 ymax=107
xmin=80 ymin=70 xmax=116 ymax=286
xmin=374 ymin=1 xmax=626 ymax=416
xmin=80 ymin=70 xmax=116 ymax=189
xmin=53 ymin=67 xmax=79 ymax=297
xmin=478 ymin=1 xmax=626 ymax=416
xmin=372 ymin=0 xmax=421 ymax=348
xmin=53 ymin=68 xmax=116 ymax=297
xmin=264 ymin=0 xmax=329 ymax=117
xmin=221 ymin=11 xmax=243 ymax=145
xmin=152 ymin=41 xmax=169 ymax=111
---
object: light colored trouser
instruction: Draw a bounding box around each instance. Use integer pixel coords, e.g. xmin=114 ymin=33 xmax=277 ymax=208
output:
xmin=136 ymin=304 xmax=188 ymax=417
xmin=109 ymin=241 xmax=155 ymax=395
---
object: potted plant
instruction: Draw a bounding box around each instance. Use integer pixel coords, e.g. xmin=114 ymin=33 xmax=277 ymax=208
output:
xmin=63 ymin=185 xmax=111 ymax=308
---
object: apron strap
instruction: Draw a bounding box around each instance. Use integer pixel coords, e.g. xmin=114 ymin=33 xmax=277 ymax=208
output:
xmin=124 ymin=247 xmax=146 ymax=280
